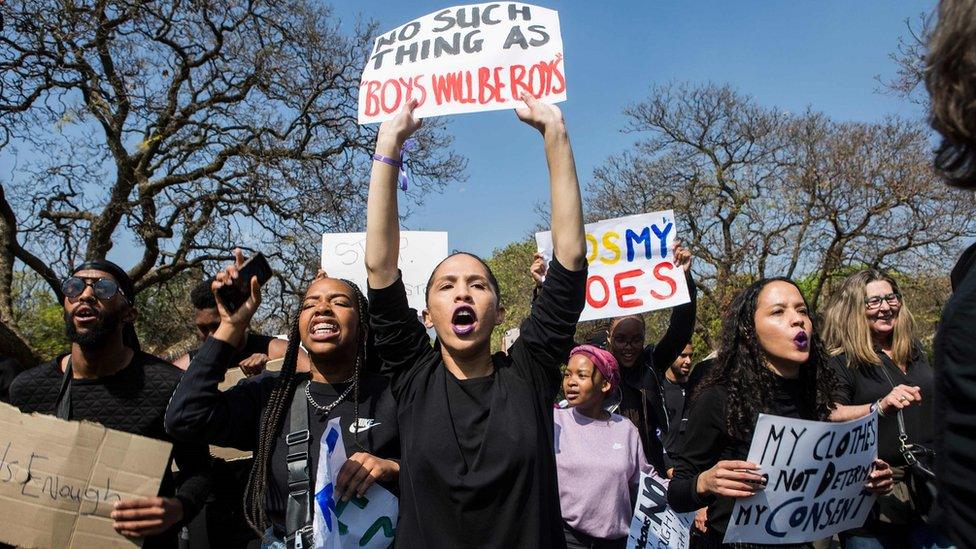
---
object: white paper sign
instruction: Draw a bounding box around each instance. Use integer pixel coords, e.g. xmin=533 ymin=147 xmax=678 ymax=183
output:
xmin=313 ymin=418 xmax=398 ymax=549
xmin=626 ymin=472 xmax=693 ymax=549
xmin=321 ymin=231 xmax=448 ymax=313
xmin=724 ymin=413 xmax=879 ymax=544
xmin=358 ymin=2 xmax=566 ymax=123
xmin=535 ymin=211 xmax=690 ymax=322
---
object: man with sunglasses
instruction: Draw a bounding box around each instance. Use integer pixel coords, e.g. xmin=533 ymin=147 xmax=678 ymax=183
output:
xmin=9 ymin=259 xmax=213 ymax=548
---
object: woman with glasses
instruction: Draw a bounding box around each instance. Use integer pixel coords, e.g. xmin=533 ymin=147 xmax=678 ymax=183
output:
xmin=604 ymin=244 xmax=696 ymax=475
xmin=821 ymin=270 xmax=948 ymax=548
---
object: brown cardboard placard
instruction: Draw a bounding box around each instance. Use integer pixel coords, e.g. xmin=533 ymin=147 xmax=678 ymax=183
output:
xmin=0 ymin=402 xmax=172 ymax=548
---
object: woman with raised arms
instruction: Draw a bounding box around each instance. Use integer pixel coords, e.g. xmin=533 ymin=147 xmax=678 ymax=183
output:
xmin=667 ymin=277 xmax=894 ymax=548
xmin=365 ymin=94 xmax=587 ymax=548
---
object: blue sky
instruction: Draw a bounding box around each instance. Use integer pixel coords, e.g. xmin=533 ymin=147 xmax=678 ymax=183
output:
xmin=334 ymin=0 xmax=932 ymax=257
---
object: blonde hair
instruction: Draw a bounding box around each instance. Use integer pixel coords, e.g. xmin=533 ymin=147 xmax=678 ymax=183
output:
xmin=821 ymin=270 xmax=917 ymax=368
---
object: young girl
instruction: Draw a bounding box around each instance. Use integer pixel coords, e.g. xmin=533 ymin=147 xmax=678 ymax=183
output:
xmin=364 ymin=94 xmax=587 ymax=548
xmin=165 ymin=252 xmax=399 ymax=548
xmin=555 ymin=344 xmax=652 ymax=549
xmin=667 ymin=278 xmax=893 ymax=548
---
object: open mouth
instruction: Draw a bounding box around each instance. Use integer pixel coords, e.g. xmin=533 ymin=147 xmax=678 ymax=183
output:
xmin=72 ymin=306 xmax=99 ymax=323
xmin=451 ymin=305 xmax=477 ymax=336
xmin=793 ymin=331 xmax=809 ymax=351
xmin=309 ymin=318 xmax=339 ymax=342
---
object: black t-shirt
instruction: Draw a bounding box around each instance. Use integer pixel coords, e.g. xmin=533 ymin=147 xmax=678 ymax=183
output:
xmin=668 ymin=375 xmax=806 ymax=540
xmin=830 ymin=350 xmax=935 ymax=466
xmin=164 ymin=338 xmax=400 ymax=530
xmin=9 ymin=352 xmax=213 ymax=549
xmin=369 ymin=258 xmax=586 ymax=549
xmin=446 ymin=372 xmax=495 ymax=469
xmin=935 ymin=241 xmax=976 ymax=547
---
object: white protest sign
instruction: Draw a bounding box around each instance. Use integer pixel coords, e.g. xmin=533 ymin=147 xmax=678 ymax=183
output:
xmin=536 ymin=211 xmax=690 ymax=322
xmin=358 ymin=2 xmax=566 ymax=123
xmin=724 ymin=413 xmax=879 ymax=544
xmin=313 ymin=418 xmax=398 ymax=549
xmin=322 ymin=231 xmax=448 ymax=313
xmin=626 ymin=472 xmax=693 ymax=549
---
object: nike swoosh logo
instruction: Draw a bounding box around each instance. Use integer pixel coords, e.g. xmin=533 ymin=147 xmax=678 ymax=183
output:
xmin=349 ymin=420 xmax=381 ymax=434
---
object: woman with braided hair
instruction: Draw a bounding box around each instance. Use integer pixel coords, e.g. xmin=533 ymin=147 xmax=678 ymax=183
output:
xmin=165 ymin=250 xmax=399 ymax=548
xmin=666 ymin=277 xmax=893 ymax=548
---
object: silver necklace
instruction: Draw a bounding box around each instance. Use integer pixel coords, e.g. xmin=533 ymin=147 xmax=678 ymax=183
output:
xmin=305 ymin=378 xmax=357 ymax=414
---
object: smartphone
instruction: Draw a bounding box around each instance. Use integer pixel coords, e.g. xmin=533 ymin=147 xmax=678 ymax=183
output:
xmin=217 ymin=252 xmax=273 ymax=313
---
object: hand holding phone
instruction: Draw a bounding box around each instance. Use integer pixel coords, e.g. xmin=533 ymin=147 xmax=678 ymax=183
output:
xmin=214 ymin=251 xmax=273 ymax=314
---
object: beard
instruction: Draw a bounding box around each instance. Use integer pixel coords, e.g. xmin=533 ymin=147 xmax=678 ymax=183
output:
xmin=64 ymin=307 xmax=124 ymax=350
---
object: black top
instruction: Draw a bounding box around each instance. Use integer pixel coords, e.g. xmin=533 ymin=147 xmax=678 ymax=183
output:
xmin=9 ymin=352 xmax=213 ymax=549
xmin=369 ymin=258 xmax=586 ymax=549
xmin=830 ymin=350 xmax=935 ymax=466
xmin=668 ymin=376 xmax=806 ymax=539
xmin=446 ymin=373 xmax=495 ymax=468
xmin=164 ymin=337 xmax=399 ymax=530
xmin=661 ymin=377 xmax=687 ymax=450
xmin=935 ymin=241 xmax=976 ymax=548
xmin=616 ymin=273 xmax=697 ymax=473
xmin=188 ymin=331 xmax=275 ymax=362
xmin=0 ymin=356 xmax=24 ymax=404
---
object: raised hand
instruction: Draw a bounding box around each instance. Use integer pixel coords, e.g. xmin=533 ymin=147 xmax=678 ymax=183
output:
xmin=377 ymin=98 xmax=422 ymax=155
xmin=673 ymin=241 xmax=693 ymax=272
xmin=515 ymin=92 xmax=565 ymax=136
xmin=530 ymin=252 xmax=547 ymax=286
xmin=212 ymin=248 xmax=261 ymax=347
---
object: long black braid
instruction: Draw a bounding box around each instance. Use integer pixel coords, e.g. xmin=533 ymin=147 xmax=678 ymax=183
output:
xmin=693 ymin=277 xmax=837 ymax=441
xmin=242 ymin=277 xmax=370 ymax=535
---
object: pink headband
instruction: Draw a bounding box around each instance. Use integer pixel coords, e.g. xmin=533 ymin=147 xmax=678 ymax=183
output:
xmin=569 ymin=344 xmax=620 ymax=392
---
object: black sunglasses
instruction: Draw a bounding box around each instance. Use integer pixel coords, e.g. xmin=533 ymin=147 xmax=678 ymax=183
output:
xmin=61 ymin=276 xmax=125 ymax=301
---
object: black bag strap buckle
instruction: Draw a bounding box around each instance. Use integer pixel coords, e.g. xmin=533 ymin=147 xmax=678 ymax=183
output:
xmin=286 ymin=429 xmax=310 ymax=446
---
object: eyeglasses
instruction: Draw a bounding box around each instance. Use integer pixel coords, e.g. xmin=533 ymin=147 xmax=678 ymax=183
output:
xmin=863 ymin=292 xmax=901 ymax=310
xmin=61 ymin=277 xmax=125 ymax=301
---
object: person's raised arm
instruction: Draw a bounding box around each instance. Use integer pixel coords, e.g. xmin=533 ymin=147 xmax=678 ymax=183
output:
xmin=651 ymin=243 xmax=697 ymax=372
xmin=165 ymin=250 xmax=266 ymax=448
xmin=365 ymin=99 xmax=422 ymax=289
xmin=516 ymin=93 xmax=585 ymax=271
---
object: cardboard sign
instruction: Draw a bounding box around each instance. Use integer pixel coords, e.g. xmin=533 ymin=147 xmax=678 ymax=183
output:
xmin=0 ymin=402 xmax=172 ymax=548
xmin=626 ymin=472 xmax=693 ymax=549
xmin=536 ymin=211 xmax=690 ymax=322
xmin=322 ymin=231 xmax=448 ymax=313
xmin=208 ymin=358 xmax=284 ymax=462
xmin=314 ymin=418 xmax=398 ymax=548
xmin=724 ymin=413 xmax=878 ymax=544
xmin=358 ymin=2 xmax=566 ymax=123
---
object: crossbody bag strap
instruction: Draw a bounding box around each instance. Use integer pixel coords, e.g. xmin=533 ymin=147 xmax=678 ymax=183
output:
xmin=877 ymin=363 xmax=916 ymax=462
xmin=285 ymin=380 xmax=313 ymax=548
xmin=54 ymin=357 xmax=73 ymax=420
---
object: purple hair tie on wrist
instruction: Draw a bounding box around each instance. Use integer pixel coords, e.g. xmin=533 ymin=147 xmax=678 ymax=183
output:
xmin=372 ymin=138 xmax=416 ymax=191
